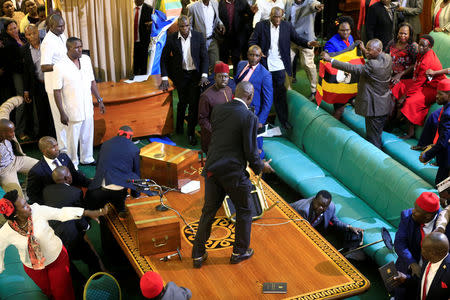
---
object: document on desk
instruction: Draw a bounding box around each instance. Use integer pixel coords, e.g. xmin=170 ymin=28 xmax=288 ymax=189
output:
xmin=257 ymin=125 xmax=282 ymax=138
xmin=124 ymin=74 xmax=150 ymax=83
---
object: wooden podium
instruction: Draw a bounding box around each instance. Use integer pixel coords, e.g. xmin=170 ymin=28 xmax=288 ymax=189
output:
xmin=92 ymin=75 xmax=174 ymax=145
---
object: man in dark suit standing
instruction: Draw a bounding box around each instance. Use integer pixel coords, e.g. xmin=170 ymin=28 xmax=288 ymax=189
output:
xmin=366 ymin=0 xmax=394 ymax=51
xmin=133 ymin=0 xmax=153 ymax=75
xmin=394 ymin=232 xmax=450 ymax=300
xmin=159 ymin=15 xmax=209 ymax=146
xmin=26 ymin=136 xmax=91 ymax=205
xmin=249 ymin=7 xmax=318 ymax=130
xmin=321 ymin=39 xmax=392 ymax=149
xmin=43 ymin=166 xmax=104 ymax=276
xmin=218 ymin=0 xmax=252 ymax=75
xmin=191 ymin=81 xmax=274 ymax=268
xmin=85 ymin=125 xmax=140 ymax=218
xmin=21 ymin=24 xmax=54 ymax=138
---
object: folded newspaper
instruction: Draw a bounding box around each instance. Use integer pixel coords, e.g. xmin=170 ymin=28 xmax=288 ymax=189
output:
xmin=257 ymin=124 xmax=282 ymax=138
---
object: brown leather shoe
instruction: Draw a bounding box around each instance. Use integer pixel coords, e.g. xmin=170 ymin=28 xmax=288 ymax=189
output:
xmin=230 ymin=248 xmax=254 ymax=264
xmin=193 ymin=252 xmax=208 ymax=268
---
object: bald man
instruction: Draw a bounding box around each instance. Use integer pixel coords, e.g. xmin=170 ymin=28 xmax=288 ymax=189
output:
xmin=394 ymin=232 xmax=450 ymax=300
xmin=40 ymin=14 xmax=68 ymax=152
xmin=321 ymin=39 xmax=392 ymax=149
xmin=192 ymin=81 xmax=274 ymax=268
xmin=26 ymin=136 xmax=90 ymax=205
xmin=42 ymin=166 xmax=104 ymax=276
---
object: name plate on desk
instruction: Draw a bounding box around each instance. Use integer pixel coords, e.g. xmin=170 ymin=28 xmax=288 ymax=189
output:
xmin=126 ymin=196 xmax=181 ymax=256
xmin=140 ymin=142 xmax=199 ymax=189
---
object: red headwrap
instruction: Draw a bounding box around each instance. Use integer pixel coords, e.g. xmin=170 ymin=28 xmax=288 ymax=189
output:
xmin=140 ymin=271 xmax=164 ymax=298
xmin=415 ymin=192 xmax=440 ymax=212
xmin=118 ymin=129 xmax=133 ymax=139
xmin=0 ymin=198 xmax=14 ymax=217
xmin=214 ymin=61 xmax=229 ymax=74
xmin=438 ymin=78 xmax=450 ymax=92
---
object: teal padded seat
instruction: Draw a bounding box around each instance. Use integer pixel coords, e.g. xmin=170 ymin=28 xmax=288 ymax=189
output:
xmin=263 ymin=90 xmax=435 ymax=266
xmin=0 ymin=246 xmax=47 ymax=299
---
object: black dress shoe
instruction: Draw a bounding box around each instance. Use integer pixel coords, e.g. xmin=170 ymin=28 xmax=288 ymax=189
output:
xmin=230 ymin=248 xmax=254 ymax=264
xmin=188 ymin=135 xmax=197 ymax=146
xmin=193 ymin=252 xmax=208 ymax=268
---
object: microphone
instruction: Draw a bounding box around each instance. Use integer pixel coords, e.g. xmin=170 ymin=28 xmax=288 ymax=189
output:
xmin=127 ymin=179 xmax=152 ymax=183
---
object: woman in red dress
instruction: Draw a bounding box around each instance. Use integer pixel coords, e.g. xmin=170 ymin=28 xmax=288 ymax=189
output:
xmin=391 ymin=34 xmax=446 ymax=139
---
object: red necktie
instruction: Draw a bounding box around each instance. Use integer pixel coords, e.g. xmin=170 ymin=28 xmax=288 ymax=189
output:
xmin=422 ymin=262 xmax=431 ymax=300
xmin=134 ymin=7 xmax=140 ymax=42
xmin=432 ymin=108 xmax=444 ymax=144
xmin=420 ymin=224 xmax=425 ymax=246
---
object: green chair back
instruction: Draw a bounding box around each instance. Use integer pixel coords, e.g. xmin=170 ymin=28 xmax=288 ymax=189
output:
xmin=83 ymin=272 xmax=122 ymax=300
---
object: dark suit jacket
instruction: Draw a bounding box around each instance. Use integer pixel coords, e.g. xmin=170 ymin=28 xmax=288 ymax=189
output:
xmin=235 ymin=60 xmax=273 ymax=124
xmin=27 ymin=153 xmax=91 ymax=205
xmin=290 ymin=196 xmax=347 ymax=231
xmin=42 ymin=183 xmax=88 ymax=255
xmin=248 ymin=20 xmax=310 ymax=76
xmin=160 ymin=30 xmax=208 ymax=86
xmin=20 ymin=43 xmax=42 ymax=98
xmin=205 ymin=100 xmax=263 ymax=188
xmin=366 ymin=2 xmax=394 ymax=50
xmin=423 ymin=102 xmax=450 ymax=169
xmin=88 ymin=136 xmax=140 ymax=195
xmin=137 ymin=3 xmax=153 ymax=47
xmin=218 ymin=0 xmax=251 ymax=37
xmin=332 ymin=52 xmax=392 ymax=117
xmin=394 ymin=208 xmax=450 ymax=274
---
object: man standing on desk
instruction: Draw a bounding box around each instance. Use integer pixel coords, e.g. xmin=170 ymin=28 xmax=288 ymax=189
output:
xmin=192 ymin=81 xmax=274 ymax=268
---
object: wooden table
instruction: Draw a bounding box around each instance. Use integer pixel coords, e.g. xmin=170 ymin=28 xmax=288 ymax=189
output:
xmin=92 ymin=75 xmax=174 ymax=145
xmin=105 ymin=169 xmax=370 ymax=299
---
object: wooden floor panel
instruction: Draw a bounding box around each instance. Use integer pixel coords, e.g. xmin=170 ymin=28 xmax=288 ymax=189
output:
xmin=105 ymin=171 xmax=369 ymax=299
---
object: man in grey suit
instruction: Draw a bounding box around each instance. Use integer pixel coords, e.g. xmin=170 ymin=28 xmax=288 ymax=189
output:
xmin=187 ymin=0 xmax=225 ymax=73
xmin=321 ymin=39 xmax=392 ymax=149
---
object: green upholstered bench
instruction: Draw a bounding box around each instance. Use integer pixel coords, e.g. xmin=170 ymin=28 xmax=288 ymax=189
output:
xmin=263 ymin=90 xmax=435 ymax=266
xmin=0 ymin=246 xmax=47 ymax=299
xmin=317 ymin=31 xmax=450 ymax=186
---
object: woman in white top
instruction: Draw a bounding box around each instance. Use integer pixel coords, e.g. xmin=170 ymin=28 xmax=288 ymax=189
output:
xmin=0 ymin=189 xmax=106 ymax=300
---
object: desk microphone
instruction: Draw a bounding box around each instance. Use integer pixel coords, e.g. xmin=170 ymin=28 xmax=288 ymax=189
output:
xmin=127 ymin=179 xmax=152 ymax=183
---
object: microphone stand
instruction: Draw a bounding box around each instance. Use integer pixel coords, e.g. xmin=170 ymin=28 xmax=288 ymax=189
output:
xmin=131 ymin=181 xmax=169 ymax=211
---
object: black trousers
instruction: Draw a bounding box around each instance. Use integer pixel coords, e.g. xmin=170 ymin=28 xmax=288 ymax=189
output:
xmin=365 ymin=115 xmax=388 ymax=149
xmin=85 ymin=187 xmax=128 ymax=212
xmin=67 ymin=234 xmax=101 ymax=275
xmin=133 ymin=41 xmax=149 ymax=75
xmin=176 ymin=70 xmax=201 ymax=136
xmin=271 ymin=70 xmax=288 ymax=126
xmin=27 ymin=81 xmax=55 ymax=138
xmin=436 ymin=166 xmax=450 ymax=186
xmin=219 ymin=33 xmax=246 ymax=76
xmin=192 ymin=172 xmax=253 ymax=257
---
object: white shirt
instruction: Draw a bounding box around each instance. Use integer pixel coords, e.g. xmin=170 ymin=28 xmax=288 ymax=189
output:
xmin=202 ymin=1 xmax=215 ymax=38
xmin=161 ymin=32 xmax=207 ymax=81
xmin=253 ymin=0 xmax=285 ymax=27
xmin=420 ymin=254 xmax=448 ymax=299
xmin=419 ymin=215 xmax=437 ymax=266
xmin=40 ymin=30 xmax=67 ymax=93
xmin=52 ymin=55 xmax=95 ymax=122
xmin=267 ymin=23 xmax=285 ymax=72
xmin=0 ymin=204 xmax=84 ymax=272
xmin=134 ymin=4 xmax=143 ymax=42
xmin=43 ymin=155 xmax=62 ymax=172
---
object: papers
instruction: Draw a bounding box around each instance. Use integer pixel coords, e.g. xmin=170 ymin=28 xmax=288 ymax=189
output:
xmin=257 ymin=124 xmax=282 ymax=138
xmin=124 ymin=74 xmax=150 ymax=83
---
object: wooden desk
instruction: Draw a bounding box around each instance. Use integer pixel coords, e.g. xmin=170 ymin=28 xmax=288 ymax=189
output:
xmin=92 ymin=75 xmax=174 ymax=145
xmin=105 ymin=171 xmax=370 ymax=299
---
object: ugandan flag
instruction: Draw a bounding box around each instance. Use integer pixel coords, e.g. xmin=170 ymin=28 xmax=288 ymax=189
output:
xmin=315 ymin=43 xmax=365 ymax=106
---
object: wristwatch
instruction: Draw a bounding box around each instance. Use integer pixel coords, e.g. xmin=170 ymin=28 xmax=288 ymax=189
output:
xmin=97 ymin=97 xmax=103 ymax=103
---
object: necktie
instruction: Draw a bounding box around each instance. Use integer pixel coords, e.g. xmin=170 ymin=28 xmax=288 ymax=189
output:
xmin=134 ymin=6 xmax=140 ymax=42
xmin=53 ymin=159 xmax=60 ymax=167
xmin=235 ymin=66 xmax=251 ymax=84
xmin=422 ymin=262 xmax=431 ymax=300
xmin=432 ymin=108 xmax=444 ymax=144
xmin=420 ymin=224 xmax=425 ymax=246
